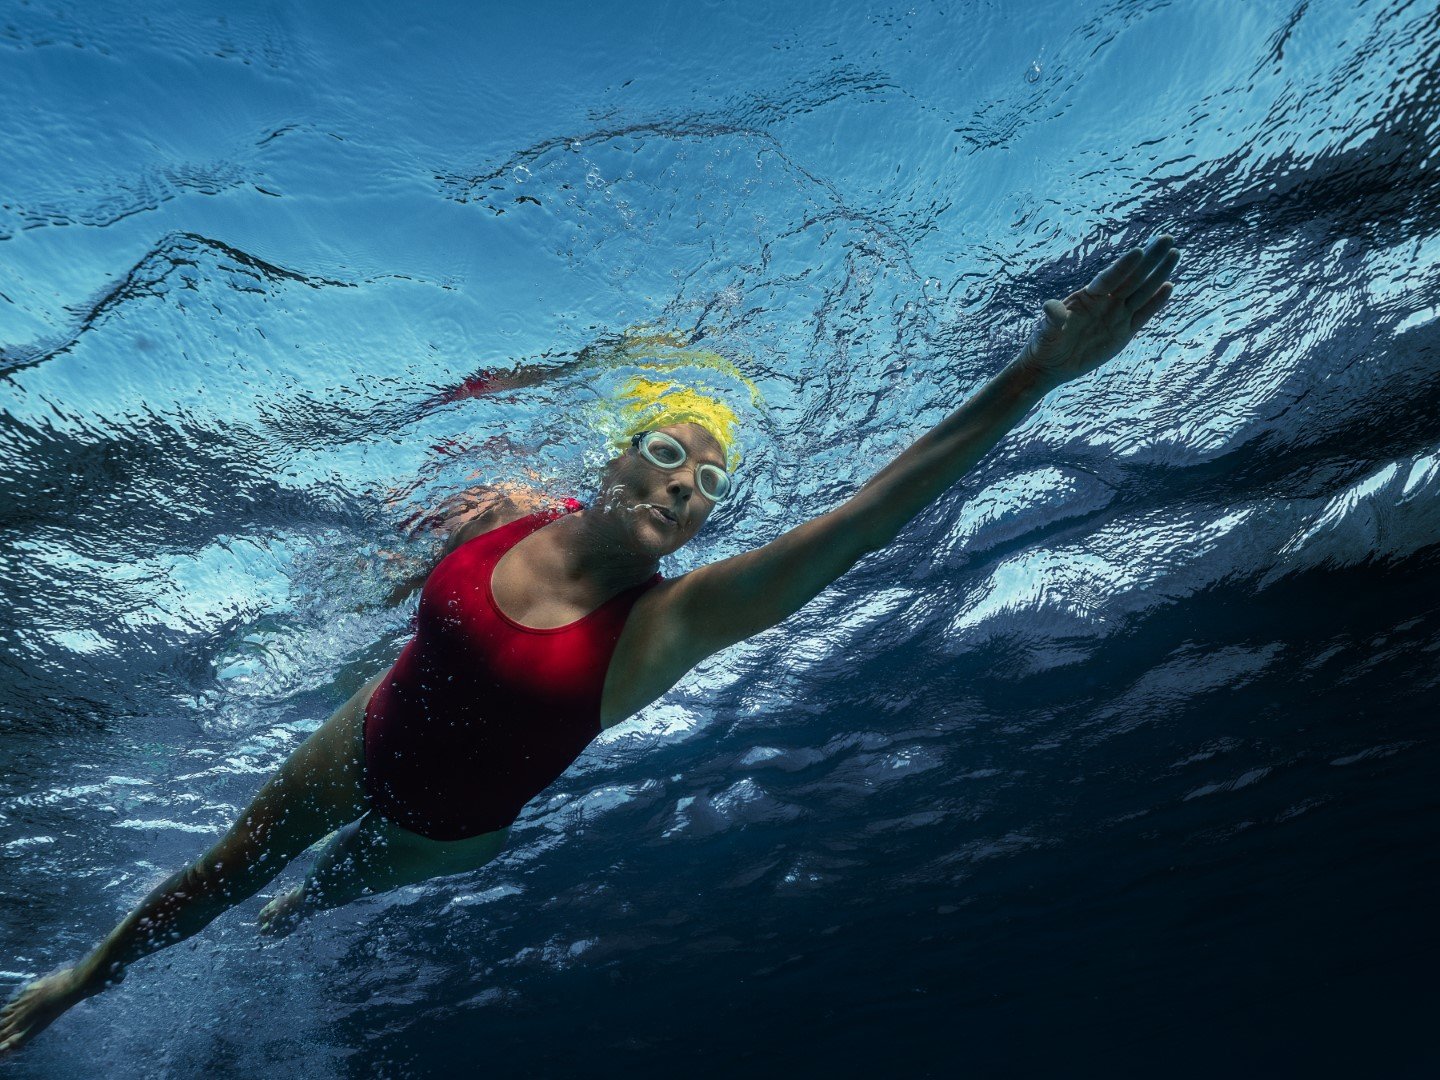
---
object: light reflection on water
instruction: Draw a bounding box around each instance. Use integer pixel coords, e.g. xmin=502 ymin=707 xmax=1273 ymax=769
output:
xmin=3 ymin=0 xmax=1440 ymax=1075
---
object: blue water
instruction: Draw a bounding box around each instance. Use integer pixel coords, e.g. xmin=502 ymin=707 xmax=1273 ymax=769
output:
xmin=3 ymin=0 xmax=1438 ymax=1075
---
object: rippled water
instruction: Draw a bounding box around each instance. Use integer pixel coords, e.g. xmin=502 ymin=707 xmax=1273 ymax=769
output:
xmin=3 ymin=0 xmax=1438 ymax=1075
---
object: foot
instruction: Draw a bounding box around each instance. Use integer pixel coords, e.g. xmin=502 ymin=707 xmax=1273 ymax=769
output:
xmin=257 ymin=885 xmax=309 ymax=938
xmin=1 ymin=966 xmax=88 ymax=1056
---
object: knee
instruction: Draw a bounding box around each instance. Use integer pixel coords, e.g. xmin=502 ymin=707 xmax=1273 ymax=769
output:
xmin=187 ymin=830 xmax=291 ymax=903
xmin=179 ymin=851 xmax=252 ymax=904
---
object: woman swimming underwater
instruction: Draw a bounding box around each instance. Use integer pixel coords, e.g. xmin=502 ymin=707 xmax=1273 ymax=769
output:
xmin=1 ymin=235 xmax=1179 ymax=1054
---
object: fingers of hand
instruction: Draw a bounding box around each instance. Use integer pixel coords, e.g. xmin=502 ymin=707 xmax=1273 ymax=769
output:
xmin=1042 ymin=298 xmax=1069 ymax=326
xmin=1087 ymin=247 xmax=1145 ymax=296
xmin=1125 ymin=247 xmax=1181 ymax=312
xmin=1104 ymin=234 xmax=1175 ymax=298
xmin=1130 ymin=281 xmax=1174 ymax=330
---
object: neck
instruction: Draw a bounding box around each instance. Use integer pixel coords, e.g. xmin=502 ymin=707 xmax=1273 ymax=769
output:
xmin=545 ymin=507 xmax=659 ymax=592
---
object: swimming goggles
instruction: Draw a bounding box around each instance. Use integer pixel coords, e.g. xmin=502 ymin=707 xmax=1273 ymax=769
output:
xmin=630 ymin=430 xmax=733 ymax=503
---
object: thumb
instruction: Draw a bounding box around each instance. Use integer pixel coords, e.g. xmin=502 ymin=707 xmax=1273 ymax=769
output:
xmin=1028 ymin=298 xmax=1069 ymax=350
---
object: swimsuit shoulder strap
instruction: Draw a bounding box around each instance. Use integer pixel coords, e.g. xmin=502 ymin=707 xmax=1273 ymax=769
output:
xmin=454 ymin=502 xmax=557 ymax=562
xmin=483 ymin=497 xmax=582 ymax=553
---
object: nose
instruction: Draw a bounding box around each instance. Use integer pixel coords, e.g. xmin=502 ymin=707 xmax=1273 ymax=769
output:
xmin=665 ymin=471 xmax=695 ymax=500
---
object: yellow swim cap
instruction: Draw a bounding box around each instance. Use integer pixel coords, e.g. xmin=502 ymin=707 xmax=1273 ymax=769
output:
xmin=584 ymin=328 xmax=765 ymax=472
xmin=612 ymin=375 xmax=742 ymax=469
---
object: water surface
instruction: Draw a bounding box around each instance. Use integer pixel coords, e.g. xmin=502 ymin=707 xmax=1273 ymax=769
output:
xmin=2 ymin=0 xmax=1438 ymax=1075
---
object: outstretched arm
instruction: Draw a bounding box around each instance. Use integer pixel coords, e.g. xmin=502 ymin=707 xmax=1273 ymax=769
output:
xmin=423 ymin=356 xmax=590 ymax=407
xmin=669 ymin=235 xmax=1180 ymax=659
xmin=849 ymin=235 xmax=1178 ymax=549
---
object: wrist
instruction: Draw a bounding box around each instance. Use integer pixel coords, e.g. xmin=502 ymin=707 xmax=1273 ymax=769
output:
xmin=1001 ymin=352 xmax=1064 ymax=400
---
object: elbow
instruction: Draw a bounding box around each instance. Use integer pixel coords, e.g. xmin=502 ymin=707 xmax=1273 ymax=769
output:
xmin=859 ymin=527 xmax=890 ymax=557
xmin=848 ymin=515 xmax=893 ymax=559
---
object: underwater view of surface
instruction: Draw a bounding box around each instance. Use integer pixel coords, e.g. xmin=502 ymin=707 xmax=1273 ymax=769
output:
xmin=2 ymin=0 xmax=1438 ymax=1075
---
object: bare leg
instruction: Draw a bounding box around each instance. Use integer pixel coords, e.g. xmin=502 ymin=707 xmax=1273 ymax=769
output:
xmin=258 ymin=812 xmax=510 ymax=936
xmin=0 ymin=669 xmax=388 ymax=1056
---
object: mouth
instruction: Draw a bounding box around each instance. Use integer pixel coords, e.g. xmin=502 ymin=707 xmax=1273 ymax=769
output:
xmin=637 ymin=502 xmax=678 ymax=526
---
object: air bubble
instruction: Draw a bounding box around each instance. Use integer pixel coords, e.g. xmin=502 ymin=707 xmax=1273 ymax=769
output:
xmin=1025 ymin=59 xmax=1043 ymax=84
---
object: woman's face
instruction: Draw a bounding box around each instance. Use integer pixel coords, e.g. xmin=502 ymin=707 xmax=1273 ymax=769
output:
xmin=600 ymin=423 xmax=727 ymax=555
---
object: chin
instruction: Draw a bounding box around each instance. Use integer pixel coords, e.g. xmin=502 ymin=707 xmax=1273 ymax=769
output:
xmin=650 ymin=526 xmax=692 ymax=557
xmin=624 ymin=518 xmax=674 ymax=554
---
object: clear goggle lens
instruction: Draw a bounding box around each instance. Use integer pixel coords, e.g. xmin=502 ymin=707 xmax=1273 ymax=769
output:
xmin=633 ymin=431 xmax=732 ymax=502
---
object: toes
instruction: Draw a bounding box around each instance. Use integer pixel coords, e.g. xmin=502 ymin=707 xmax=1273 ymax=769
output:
xmin=257 ymin=887 xmax=305 ymax=937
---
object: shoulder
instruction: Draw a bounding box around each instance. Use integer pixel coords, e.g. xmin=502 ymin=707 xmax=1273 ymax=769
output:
xmin=600 ymin=574 xmax=705 ymax=727
xmin=604 ymin=506 xmax=872 ymax=725
xmin=441 ymin=485 xmax=572 ymax=554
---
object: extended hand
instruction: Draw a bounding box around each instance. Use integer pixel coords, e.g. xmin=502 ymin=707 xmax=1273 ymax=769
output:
xmin=1018 ymin=235 xmax=1180 ymax=389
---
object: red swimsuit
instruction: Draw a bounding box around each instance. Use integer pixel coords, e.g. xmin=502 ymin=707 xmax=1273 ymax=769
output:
xmin=363 ymin=499 xmax=662 ymax=840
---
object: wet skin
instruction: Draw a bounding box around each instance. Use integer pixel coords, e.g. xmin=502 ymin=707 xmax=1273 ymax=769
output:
xmin=484 ymin=422 xmax=728 ymax=629
xmin=585 ymin=422 xmax=728 ymax=561
xmin=0 ymin=423 xmax=731 ymax=1056
xmin=2 ymin=237 xmax=1180 ymax=1057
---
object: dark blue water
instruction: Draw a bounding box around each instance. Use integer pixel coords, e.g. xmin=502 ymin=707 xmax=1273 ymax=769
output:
xmin=2 ymin=0 xmax=1438 ymax=1075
